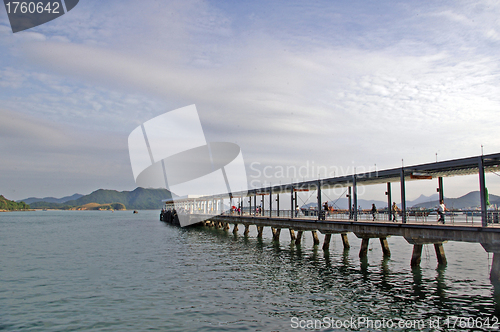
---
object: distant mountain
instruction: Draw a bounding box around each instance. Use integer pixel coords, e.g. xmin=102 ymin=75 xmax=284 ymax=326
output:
xmin=413 ymin=191 xmax=500 ymax=209
xmin=302 ymin=198 xmax=388 ymax=210
xmin=410 ymin=194 xmax=439 ymax=206
xmin=0 ymin=195 xmax=30 ymax=211
xmin=19 ymin=193 xmax=84 ymax=205
xmin=29 ymin=188 xmax=174 ymax=210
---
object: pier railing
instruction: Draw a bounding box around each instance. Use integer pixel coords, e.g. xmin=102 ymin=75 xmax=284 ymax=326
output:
xmin=223 ymin=209 xmax=500 ymax=225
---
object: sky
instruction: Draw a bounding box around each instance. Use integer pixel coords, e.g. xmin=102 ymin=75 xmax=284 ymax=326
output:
xmin=0 ymin=0 xmax=499 ymax=202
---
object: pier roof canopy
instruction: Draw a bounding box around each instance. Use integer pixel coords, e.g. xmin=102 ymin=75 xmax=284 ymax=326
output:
xmin=162 ymin=153 xmax=500 ymax=201
xmin=242 ymin=153 xmax=500 ymax=197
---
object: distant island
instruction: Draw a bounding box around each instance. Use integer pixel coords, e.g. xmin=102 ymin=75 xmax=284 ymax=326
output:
xmin=9 ymin=188 xmax=498 ymax=212
xmin=70 ymin=203 xmax=126 ymax=211
xmin=0 ymin=195 xmax=30 ymax=211
xmin=20 ymin=187 xmax=174 ymax=210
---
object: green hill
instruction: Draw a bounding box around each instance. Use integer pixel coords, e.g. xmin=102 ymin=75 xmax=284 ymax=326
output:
xmin=0 ymin=195 xmax=30 ymax=211
xmin=29 ymin=188 xmax=174 ymax=210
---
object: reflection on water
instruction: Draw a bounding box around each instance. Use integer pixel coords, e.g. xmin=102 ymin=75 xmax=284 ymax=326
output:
xmin=1 ymin=211 xmax=500 ymax=331
xmin=186 ymin=222 xmax=500 ymax=328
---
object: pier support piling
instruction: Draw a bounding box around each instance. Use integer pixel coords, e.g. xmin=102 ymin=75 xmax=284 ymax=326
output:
xmin=359 ymin=238 xmax=370 ymax=259
xmin=312 ymin=231 xmax=320 ymax=246
xmin=224 ymin=222 xmax=230 ymax=231
xmin=380 ymin=237 xmax=391 ymax=257
xmin=434 ymin=243 xmax=447 ymax=265
xmin=341 ymin=233 xmax=350 ymax=250
xmin=411 ymin=244 xmax=423 ymax=267
xmin=289 ymin=229 xmax=296 ymax=241
xmin=295 ymin=231 xmax=303 ymax=245
xmin=491 ymin=253 xmax=500 ymax=283
xmin=481 ymin=244 xmax=500 ymax=283
xmin=257 ymin=226 xmax=263 ymax=238
xmin=244 ymin=224 xmax=250 ymax=236
xmin=233 ymin=224 xmax=239 ymax=234
xmin=272 ymin=228 xmax=281 ymax=242
xmin=323 ymin=234 xmax=332 ymax=250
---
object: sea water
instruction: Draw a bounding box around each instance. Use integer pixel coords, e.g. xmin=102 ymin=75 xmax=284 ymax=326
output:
xmin=1 ymin=210 xmax=499 ymax=331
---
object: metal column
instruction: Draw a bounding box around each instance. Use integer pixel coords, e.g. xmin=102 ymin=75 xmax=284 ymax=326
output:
xmin=295 ymin=191 xmax=298 ymax=215
xmin=386 ymin=182 xmax=392 ymax=221
xmin=479 ymin=156 xmax=488 ymax=227
xmin=317 ymin=180 xmax=322 ymax=221
xmin=261 ymin=194 xmax=264 ymax=216
xmin=348 ymin=186 xmax=352 ymax=219
xmin=253 ymin=193 xmax=257 ymax=216
xmin=276 ymin=193 xmax=280 ymax=216
xmin=438 ymin=177 xmax=444 ymax=202
xmin=269 ymin=187 xmax=273 ymax=217
xmin=353 ymin=175 xmax=358 ymax=221
xmin=249 ymin=195 xmax=251 ymax=216
xmin=400 ymin=168 xmax=407 ymax=224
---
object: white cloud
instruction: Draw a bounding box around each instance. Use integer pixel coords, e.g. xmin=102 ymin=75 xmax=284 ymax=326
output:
xmin=1 ymin=0 xmax=500 ymax=199
xmin=0 ymin=108 xmax=135 ymax=200
xmin=0 ymin=67 xmax=26 ymax=88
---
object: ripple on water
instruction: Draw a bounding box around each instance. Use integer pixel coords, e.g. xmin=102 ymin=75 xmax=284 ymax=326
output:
xmin=1 ymin=211 xmax=499 ymax=331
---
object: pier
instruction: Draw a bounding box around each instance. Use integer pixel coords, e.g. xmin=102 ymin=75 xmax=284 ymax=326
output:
xmin=162 ymin=153 xmax=500 ymax=281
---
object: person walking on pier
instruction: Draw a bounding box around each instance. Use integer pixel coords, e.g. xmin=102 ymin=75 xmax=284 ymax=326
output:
xmin=392 ymin=202 xmax=399 ymax=222
xmin=371 ymin=203 xmax=377 ymax=221
xmin=323 ymin=201 xmax=329 ymax=219
xmin=438 ymin=200 xmax=446 ymax=224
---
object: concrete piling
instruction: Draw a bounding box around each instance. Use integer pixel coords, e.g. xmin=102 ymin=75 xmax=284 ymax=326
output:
xmin=341 ymin=233 xmax=350 ymax=250
xmin=272 ymin=228 xmax=281 ymax=241
xmin=434 ymin=243 xmax=447 ymax=265
xmin=411 ymin=244 xmax=423 ymax=267
xmin=359 ymin=238 xmax=370 ymax=259
xmin=257 ymin=226 xmax=263 ymax=238
xmin=380 ymin=237 xmax=391 ymax=257
xmin=491 ymin=253 xmax=500 ymax=283
xmin=312 ymin=231 xmax=320 ymax=246
xmin=295 ymin=231 xmax=303 ymax=245
xmin=323 ymin=234 xmax=331 ymax=250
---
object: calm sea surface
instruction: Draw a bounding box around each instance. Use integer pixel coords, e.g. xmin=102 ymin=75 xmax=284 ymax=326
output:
xmin=1 ymin=210 xmax=500 ymax=331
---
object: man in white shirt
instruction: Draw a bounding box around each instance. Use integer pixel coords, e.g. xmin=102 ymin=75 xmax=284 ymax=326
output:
xmin=438 ymin=200 xmax=446 ymax=224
